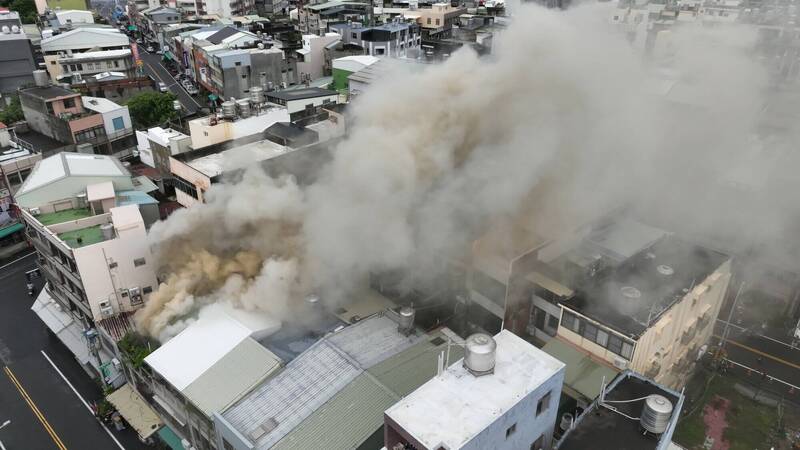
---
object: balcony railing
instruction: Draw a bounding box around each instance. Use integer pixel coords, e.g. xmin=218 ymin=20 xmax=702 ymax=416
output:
xmin=106 ymin=127 xmax=134 ymax=141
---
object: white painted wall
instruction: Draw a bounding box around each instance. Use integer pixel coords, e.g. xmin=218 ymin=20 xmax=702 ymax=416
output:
xmin=463 ymin=367 xmax=564 ymax=450
xmin=72 ymin=207 xmax=158 ymax=321
xmin=284 ymin=94 xmax=339 ymax=114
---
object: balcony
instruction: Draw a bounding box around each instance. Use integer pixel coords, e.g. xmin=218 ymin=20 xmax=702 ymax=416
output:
xmin=106 ymin=127 xmax=134 ymax=141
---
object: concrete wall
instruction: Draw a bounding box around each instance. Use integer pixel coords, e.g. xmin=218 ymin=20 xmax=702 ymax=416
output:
xmin=463 ymin=367 xmax=564 ymax=450
xmin=68 ymin=113 xmax=104 ymax=134
xmin=72 ymin=208 xmax=158 ymax=321
xmin=16 ymin=175 xmax=134 ymax=208
xmin=0 ymin=39 xmax=36 ymax=94
xmin=284 ymin=94 xmax=338 ymax=114
xmin=99 ymin=106 xmax=132 ymax=136
xmin=297 ymin=33 xmax=339 ymax=80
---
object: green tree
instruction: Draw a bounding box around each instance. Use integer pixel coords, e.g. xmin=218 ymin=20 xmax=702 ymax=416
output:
xmin=1 ymin=0 xmax=38 ymax=23
xmin=0 ymin=96 xmax=24 ymax=124
xmin=126 ymin=91 xmax=178 ymax=129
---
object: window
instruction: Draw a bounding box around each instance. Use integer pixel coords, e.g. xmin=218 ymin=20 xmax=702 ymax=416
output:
xmin=113 ymin=60 xmax=120 ymax=68
xmin=143 ymin=286 xmax=153 ymax=294
xmin=547 ymin=315 xmax=559 ymax=331
xmin=427 ymin=18 xmax=431 ymax=24
xmin=531 ymin=435 xmax=544 ymax=450
xmin=69 ymin=64 xmax=78 ymax=71
xmin=621 ymin=341 xmax=634 ymax=359
xmin=222 ymin=439 xmax=235 ymax=450
xmin=108 ymin=262 xmax=118 ymax=269
xmin=536 ymin=391 xmax=551 ymax=416
xmin=561 ymin=311 xmax=580 ymax=334
xmin=235 ymin=61 xmax=241 ymax=66
xmin=62 ymin=64 xmax=69 ymax=73
xmin=133 ymin=257 xmax=146 ymax=267
xmin=582 ymin=322 xmax=598 ymax=342
xmin=436 ymin=18 xmax=440 ymax=25
xmin=241 ymin=74 xmax=246 ymax=79
xmin=608 ymin=334 xmax=623 ymax=356
xmin=63 ymin=98 xmax=75 ymax=109
xmin=506 ymin=423 xmax=516 ymax=438
xmin=51 ymin=60 xmax=56 ymax=65
xmin=596 ymin=328 xmax=609 ymax=347
xmin=112 ymin=116 xmax=125 ymax=130
xmin=375 ymin=48 xmax=385 ymax=55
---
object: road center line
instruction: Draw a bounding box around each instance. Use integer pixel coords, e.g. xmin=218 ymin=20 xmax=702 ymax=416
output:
xmin=717 ymin=335 xmax=800 ymax=371
xmin=40 ymin=351 xmax=126 ymax=450
xmin=3 ymin=366 xmax=67 ymax=450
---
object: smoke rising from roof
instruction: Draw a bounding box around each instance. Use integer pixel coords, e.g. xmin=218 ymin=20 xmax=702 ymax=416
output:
xmin=135 ymin=3 xmax=783 ymax=341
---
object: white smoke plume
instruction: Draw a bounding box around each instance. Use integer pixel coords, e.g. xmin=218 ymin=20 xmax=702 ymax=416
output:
xmin=136 ymin=2 xmax=779 ymax=341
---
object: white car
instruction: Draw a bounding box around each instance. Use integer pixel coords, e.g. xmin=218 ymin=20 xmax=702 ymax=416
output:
xmin=158 ymin=82 xmax=168 ymax=92
xmin=182 ymin=80 xmax=198 ymax=95
xmin=146 ymin=45 xmax=155 ymax=52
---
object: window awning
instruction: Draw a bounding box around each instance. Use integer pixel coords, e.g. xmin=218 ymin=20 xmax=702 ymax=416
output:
xmin=106 ymin=384 xmax=162 ymax=439
xmin=128 ymin=25 xmax=138 ymax=31
xmin=163 ymin=51 xmax=174 ymax=61
xmin=157 ymin=426 xmax=184 ymax=450
xmin=0 ymin=222 xmax=23 ymax=239
xmin=31 ymin=290 xmax=92 ymax=366
xmin=542 ymin=338 xmax=619 ymax=402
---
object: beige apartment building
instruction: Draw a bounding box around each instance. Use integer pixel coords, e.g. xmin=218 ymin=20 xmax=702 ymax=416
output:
xmin=417 ymin=3 xmax=466 ymax=37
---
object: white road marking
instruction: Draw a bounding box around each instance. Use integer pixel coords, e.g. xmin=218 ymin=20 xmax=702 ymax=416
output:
xmin=40 ymin=351 xmax=126 ymax=450
xmin=0 ymin=253 xmax=36 ymax=272
xmin=0 ymin=438 xmax=6 ymax=450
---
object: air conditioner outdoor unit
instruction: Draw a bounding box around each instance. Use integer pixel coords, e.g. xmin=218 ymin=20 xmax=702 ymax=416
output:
xmin=111 ymin=358 xmax=121 ymax=370
xmin=30 ymin=207 xmax=41 ymax=216
xmin=129 ymin=287 xmax=143 ymax=305
xmin=613 ymin=357 xmax=628 ymax=370
xmin=98 ymin=299 xmax=114 ymax=318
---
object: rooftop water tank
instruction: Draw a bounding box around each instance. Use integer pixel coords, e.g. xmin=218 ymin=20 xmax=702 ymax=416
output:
xmin=236 ymin=99 xmax=251 ymax=118
xmin=463 ymin=333 xmax=496 ymax=377
xmin=640 ymin=395 xmax=673 ymax=434
xmin=33 ymin=70 xmax=49 ymax=87
xmin=221 ymin=101 xmax=236 ymax=118
xmin=397 ymin=306 xmax=415 ymax=335
xmin=250 ymin=86 xmax=265 ymax=103
xmin=100 ymin=223 xmax=115 ymax=240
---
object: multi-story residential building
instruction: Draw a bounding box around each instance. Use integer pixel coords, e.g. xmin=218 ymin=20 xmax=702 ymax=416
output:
xmin=135 ymin=126 xmax=191 ymax=180
xmin=140 ymin=6 xmax=181 ymax=46
xmin=207 ymin=46 xmax=288 ymax=98
xmin=19 ymin=85 xmax=136 ymax=159
xmin=58 ymin=49 xmax=136 ymax=83
xmin=330 ymin=21 xmax=421 ymax=58
xmin=186 ymin=104 xmax=288 ymax=148
xmin=40 ymin=28 xmax=131 ymax=82
xmin=0 ymin=134 xmax=41 ymax=259
xmin=385 ymin=330 xmax=565 ymax=450
xmin=18 ymin=152 xmax=159 ymax=385
xmin=555 ymin=370 xmax=684 ymax=450
xmin=42 ymin=9 xmax=95 ymax=30
xmin=298 ymin=0 xmax=370 ymax=35
xmin=296 ymin=33 xmax=340 ymax=81
xmin=0 ymin=12 xmax=37 ymax=97
xmin=265 ymin=87 xmax=339 ymax=121
xmin=417 ymin=2 xmax=466 ymax=38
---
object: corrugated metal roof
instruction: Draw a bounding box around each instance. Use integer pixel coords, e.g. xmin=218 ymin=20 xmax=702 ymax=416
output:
xmin=271 ymin=373 xmax=399 ymax=450
xmin=541 ymin=338 xmax=618 ymax=402
xmin=222 ymin=340 xmax=362 ymax=449
xmin=368 ymin=330 xmax=464 ymax=397
xmin=327 ymin=314 xmax=423 ymax=368
xmin=182 ymin=338 xmax=282 ymax=416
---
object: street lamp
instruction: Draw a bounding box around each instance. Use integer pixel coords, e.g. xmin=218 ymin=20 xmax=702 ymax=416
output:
xmin=0 ymin=419 xmax=11 ymax=430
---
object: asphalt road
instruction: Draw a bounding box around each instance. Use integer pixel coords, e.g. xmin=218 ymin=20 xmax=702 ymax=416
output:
xmin=0 ymin=253 xmax=150 ymax=450
xmin=715 ymin=319 xmax=800 ymax=401
xmin=138 ymin=48 xmax=203 ymax=116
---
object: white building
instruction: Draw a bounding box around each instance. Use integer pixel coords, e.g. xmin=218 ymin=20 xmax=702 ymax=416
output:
xmin=135 ymin=126 xmax=191 ymax=169
xmin=296 ymin=33 xmax=340 ymax=81
xmin=20 ymin=153 xmax=160 ymax=385
xmin=54 ymin=10 xmax=95 ymax=27
xmin=187 ymin=105 xmax=289 ymax=149
xmin=82 ymin=96 xmax=133 ymax=142
xmin=40 ymin=28 xmax=131 ymax=81
xmin=142 ymin=310 xmax=283 ymax=450
xmin=385 ymin=330 xmax=566 ymax=450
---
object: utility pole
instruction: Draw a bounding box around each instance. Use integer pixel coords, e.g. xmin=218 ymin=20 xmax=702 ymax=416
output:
xmin=717 ymin=281 xmax=746 ymax=361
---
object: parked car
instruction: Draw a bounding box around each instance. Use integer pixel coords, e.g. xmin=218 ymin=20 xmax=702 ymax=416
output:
xmin=146 ymin=45 xmax=155 ymax=52
xmin=182 ymin=81 xmax=198 ymax=95
xmin=158 ymin=82 xmax=168 ymax=92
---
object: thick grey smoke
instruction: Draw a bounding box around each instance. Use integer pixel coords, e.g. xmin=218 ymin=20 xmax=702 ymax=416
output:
xmin=136 ymin=3 xmax=777 ymax=341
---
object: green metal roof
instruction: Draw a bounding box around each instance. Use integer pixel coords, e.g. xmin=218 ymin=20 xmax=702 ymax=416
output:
xmin=0 ymin=222 xmax=24 ymax=239
xmin=542 ymin=338 xmax=619 ymax=402
xmin=157 ymin=426 xmax=183 ymax=450
xmin=57 ymin=225 xmax=107 ymax=248
xmin=271 ymin=373 xmax=398 ymax=450
xmin=368 ymin=331 xmax=464 ymax=397
xmin=270 ymin=330 xmax=461 ymax=450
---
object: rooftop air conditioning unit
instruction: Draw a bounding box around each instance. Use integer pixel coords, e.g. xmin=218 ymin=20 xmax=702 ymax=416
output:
xmin=98 ymin=299 xmax=114 ymax=318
